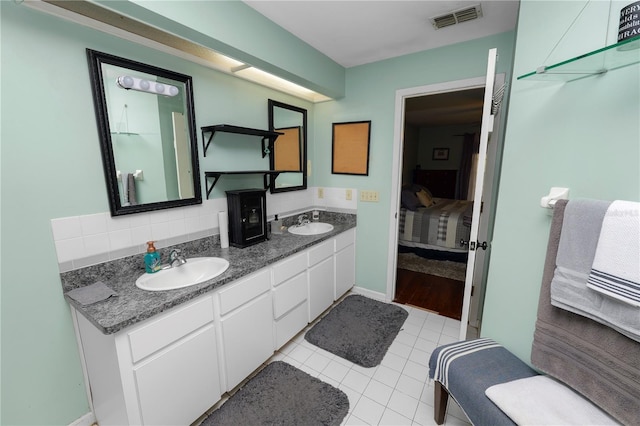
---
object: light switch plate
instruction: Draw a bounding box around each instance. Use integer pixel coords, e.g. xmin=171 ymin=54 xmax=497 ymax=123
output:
xmin=360 ymin=190 xmax=379 ymax=202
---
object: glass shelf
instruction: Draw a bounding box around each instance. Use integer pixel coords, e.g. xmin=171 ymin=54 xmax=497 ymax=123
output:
xmin=517 ymin=35 xmax=640 ymax=82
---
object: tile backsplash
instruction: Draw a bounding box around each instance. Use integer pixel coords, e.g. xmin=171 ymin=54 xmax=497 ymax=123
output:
xmin=51 ymin=187 xmax=357 ymax=272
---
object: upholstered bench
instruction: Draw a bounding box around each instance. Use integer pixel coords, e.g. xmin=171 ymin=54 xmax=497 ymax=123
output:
xmin=428 ymin=338 xmax=539 ymax=425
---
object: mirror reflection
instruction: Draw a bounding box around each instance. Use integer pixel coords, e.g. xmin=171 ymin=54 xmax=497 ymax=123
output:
xmin=268 ymin=99 xmax=307 ymax=193
xmin=87 ymin=49 xmax=201 ymax=216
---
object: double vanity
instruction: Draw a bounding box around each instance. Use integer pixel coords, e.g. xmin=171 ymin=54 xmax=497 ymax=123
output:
xmin=62 ymin=212 xmax=356 ymax=425
xmin=74 ymin=48 xmax=343 ymax=425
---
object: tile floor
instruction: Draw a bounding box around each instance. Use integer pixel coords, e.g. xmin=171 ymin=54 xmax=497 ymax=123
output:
xmin=269 ymin=302 xmax=472 ymax=426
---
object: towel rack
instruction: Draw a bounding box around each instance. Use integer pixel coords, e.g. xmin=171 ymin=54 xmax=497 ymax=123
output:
xmin=116 ymin=170 xmax=144 ymax=181
xmin=541 ymin=187 xmax=569 ymax=209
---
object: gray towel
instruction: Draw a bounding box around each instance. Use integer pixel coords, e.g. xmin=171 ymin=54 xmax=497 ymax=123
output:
xmin=66 ymin=281 xmax=118 ymax=305
xmin=550 ymin=199 xmax=640 ymax=342
xmin=122 ymin=173 xmax=130 ymax=207
xmin=533 ymin=199 xmax=640 ymax=425
xmin=127 ymin=173 xmax=138 ymax=206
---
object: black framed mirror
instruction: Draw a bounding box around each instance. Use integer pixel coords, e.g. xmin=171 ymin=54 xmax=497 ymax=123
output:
xmin=87 ymin=49 xmax=201 ymax=216
xmin=268 ymin=99 xmax=307 ymax=193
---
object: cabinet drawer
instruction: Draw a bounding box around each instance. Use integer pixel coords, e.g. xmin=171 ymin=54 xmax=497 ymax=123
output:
xmin=273 ymin=252 xmax=306 ymax=286
xmin=128 ymin=296 xmax=214 ymax=363
xmin=273 ymin=272 xmax=307 ymax=319
xmin=308 ymin=240 xmax=333 ymax=266
xmin=219 ymin=269 xmax=271 ymax=316
xmin=335 ymin=228 xmax=356 ymax=252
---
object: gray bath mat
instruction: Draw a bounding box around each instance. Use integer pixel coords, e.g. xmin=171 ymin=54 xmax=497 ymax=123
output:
xmin=201 ymin=361 xmax=349 ymax=426
xmin=305 ymin=294 xmax=409 ymax=368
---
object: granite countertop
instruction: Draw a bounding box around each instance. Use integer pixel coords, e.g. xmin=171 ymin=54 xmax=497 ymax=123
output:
xmin=61 ymin=212 xmax=356 ymax=335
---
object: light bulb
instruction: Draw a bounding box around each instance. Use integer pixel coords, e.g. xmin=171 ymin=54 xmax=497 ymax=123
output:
xmin=139 ymin=80 xmax=150 ymax=91
xmin=117 ymin=75 xmax=134 ymax=89
xmin=155 ymin=83 xmax=165 ymax=94
xmin=168 ymin=86 xmax=179 ymax=96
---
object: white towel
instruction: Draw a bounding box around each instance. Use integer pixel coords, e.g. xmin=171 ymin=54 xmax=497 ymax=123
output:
xmin=485 ymin=375 xmax=618 ymax=425
xmin=587 ymin=200 xmax=640 ymax=307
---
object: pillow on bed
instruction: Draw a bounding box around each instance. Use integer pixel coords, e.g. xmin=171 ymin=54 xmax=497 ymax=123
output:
xmin=406 ymin=183 xmax=430 ymax=196
xmin=417 ymin=189 xmax=434 ymax=207
xmin=401 ymin=189 xmax=421 ymax=211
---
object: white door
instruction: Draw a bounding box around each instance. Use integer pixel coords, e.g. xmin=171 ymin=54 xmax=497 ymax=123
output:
xmin=172 ymin=112 xmax=194 ymax=199
xmin=458 ymin=48 xmax=498 ymax=340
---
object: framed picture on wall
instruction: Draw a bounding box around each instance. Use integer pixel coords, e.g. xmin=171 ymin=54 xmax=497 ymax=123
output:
xmin=432 ymin=148 xmax=449 ymax=161
xmin=332 ymin=120 xmax=371 ymax=175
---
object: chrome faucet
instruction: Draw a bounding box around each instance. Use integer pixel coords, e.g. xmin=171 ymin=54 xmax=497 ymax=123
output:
xmin=165 ymin=249 xmax=187 ymax=268
xmin=297 ymin=214 xmax=310 ymax=226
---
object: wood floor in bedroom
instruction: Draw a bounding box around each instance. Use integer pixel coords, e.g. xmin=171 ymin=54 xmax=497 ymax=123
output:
xmin=394 ymin=269 xmax=464 ymax=321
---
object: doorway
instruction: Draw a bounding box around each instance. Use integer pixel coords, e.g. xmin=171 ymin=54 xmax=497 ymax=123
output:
xmin=393 ymin=88 xmax=483 ymax=320
xmin=386 ymin=72 xmax=505 ymax=337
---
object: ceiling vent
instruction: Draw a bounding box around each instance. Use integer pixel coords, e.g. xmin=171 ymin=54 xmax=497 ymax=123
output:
xmin=430 ymin=4 xmax=483 ymax=29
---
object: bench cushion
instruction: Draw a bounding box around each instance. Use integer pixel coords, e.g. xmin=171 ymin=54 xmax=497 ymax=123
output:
xmin=428 ymin=338 xmax=539 ymax=425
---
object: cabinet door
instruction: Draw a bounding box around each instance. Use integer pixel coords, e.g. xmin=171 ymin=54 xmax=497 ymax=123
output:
xmin=221 ymin=292 xmax=274 ymax=390
xmin=134 ymin=326 xmax=221 ymax=426
xmin=308 ymin=256 xmax=335 ymax=320
xmin=335 ymin=244 xmax=355 ymax=299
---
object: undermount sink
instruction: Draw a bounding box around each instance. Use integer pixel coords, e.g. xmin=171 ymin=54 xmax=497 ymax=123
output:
xmin=288 ymin=222 xmax=334 ymax=236
xmin=136 ymin=257 xmax=230 ymax=291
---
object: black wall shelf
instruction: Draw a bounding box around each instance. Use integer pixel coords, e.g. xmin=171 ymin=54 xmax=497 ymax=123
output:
xmin=205 ymin=170 xmax=290 ymax=198
xmin=200 ymin=124 xmax=283 ymax=157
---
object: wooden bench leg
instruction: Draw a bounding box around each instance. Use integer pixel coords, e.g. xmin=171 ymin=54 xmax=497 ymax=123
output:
xmin=434 ymin=381 xmax=449 ymax=425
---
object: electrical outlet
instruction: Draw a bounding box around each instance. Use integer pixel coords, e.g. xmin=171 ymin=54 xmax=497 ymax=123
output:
xmin=346 ymin=189 xmax=352 ymax=200
xmin=318 ymin=187 xmax=324 ymax=199
xmin=360 ymin=190 xmax=379 ymax=202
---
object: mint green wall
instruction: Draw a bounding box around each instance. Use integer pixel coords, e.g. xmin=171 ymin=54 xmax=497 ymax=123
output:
xmin=481 ymin=0 xmax=640 ymax=362
xmin=313 ymin=32 xmax=516 ymax=294
xmin=98 ymin=0 xmax=346 ymax=99
xmin=0 ymin=3 xmax=312 ymax=424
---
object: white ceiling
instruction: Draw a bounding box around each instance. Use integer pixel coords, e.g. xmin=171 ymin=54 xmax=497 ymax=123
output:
xmin=244 ymin=1 xmax=519 ymax=126
xmin=243 ymin=0 xmax=519 ymax=68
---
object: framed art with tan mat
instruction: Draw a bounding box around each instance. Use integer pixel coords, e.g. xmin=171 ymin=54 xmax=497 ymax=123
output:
xmin=331 ymin=120 xmax=371 ymax=175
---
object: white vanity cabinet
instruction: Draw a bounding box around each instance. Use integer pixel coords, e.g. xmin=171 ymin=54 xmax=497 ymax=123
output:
xmin=74 ymin=294 xmax=221 ymax=426
xmin=308 ymin=239 xmax=336 ymax=320
xmin=72 ymin=226 xmax=357 ymax=425
xmin=217 ymin=269 xmax=274 ymax=391
xmin=272 ymin=252 xmax=309 ymax=349
xmin=335 ymin=228 xmax=356 ymax=299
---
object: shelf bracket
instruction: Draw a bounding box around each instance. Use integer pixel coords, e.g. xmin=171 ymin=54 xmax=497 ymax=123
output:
xmin=261 ymin=136 xmax=273 ymax=158
xmin=202 ymin=130 xmax=216 ymax=158
xmin=205 ymin=173 xmax=221 ymax=199
xmin=264 ymin=171 xmax=281 ymax=190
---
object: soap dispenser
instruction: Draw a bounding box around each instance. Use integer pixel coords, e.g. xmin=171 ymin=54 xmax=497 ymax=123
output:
xmin=272 ymin=214 xmax=283 ymax=235
xmin=144 ymin=241 xmax=161 ymax=273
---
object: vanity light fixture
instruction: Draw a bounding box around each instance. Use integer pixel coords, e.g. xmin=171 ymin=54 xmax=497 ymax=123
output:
xmin=117 ymin=75 xmax=179 ymax=97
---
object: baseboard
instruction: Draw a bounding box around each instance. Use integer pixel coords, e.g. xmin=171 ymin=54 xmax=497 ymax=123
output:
xmin=351 ymin=285 xmax=386 ymax=302
xmin=68 ymin=412 xmax=96 ymax=426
